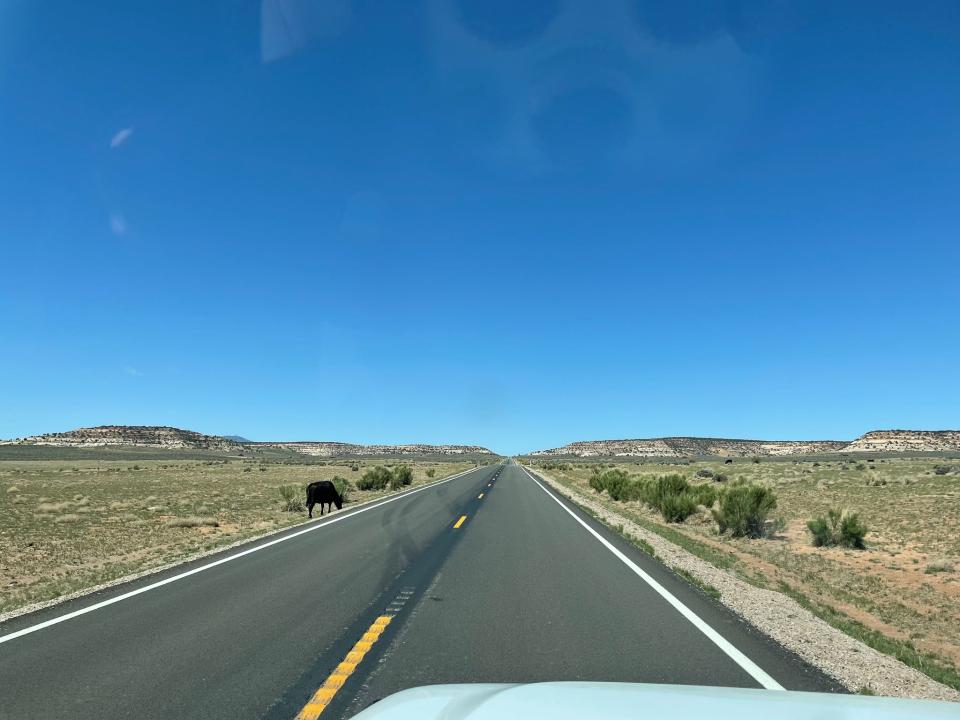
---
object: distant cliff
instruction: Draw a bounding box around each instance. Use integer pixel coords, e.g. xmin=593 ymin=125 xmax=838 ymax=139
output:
xmin=248 ymin=442 xmax=498 ymax=458
xmin=528 ymin=437 xmax=847 ymax=458
xmin=841 ymin=430 xmax=960 ymax=454
xmin=527 ymin=430 xmax=960 ymax=458
xmin=2 ymin=426 xmax=240 ymax=451
xmin=0 ymin=426 xmax=498 ymax=458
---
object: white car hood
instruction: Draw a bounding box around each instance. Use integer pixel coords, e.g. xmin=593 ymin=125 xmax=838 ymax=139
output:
xmin=349 ymin=682 xmax=958 ymax=719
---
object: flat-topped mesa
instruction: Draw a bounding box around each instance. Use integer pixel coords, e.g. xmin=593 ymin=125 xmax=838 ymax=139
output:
xmin=0 ymin=427 xmax=498 ymax=457
xmin=528 ymin=430 xmax=960 ymax=458
xmin=248 ymin=442 xmax=497 ymax=457
xmin=529 ymin=437 xmax=848 ymax=458
xmin=2 ymin=425 xmax=239 ymax=451
xmin=843 ymin=430 xmax=960 ymax=454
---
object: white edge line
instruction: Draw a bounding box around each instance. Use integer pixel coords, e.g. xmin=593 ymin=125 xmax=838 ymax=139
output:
xmin=0 ymin=465 xmax=486 ymax=646
xmin=520 ymin=465 xmax=786 ymax=691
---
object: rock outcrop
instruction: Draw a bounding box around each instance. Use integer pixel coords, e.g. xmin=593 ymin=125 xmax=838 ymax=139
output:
xmin=528 ymin=430 xmax=960 ymax=458
xmin=2 ymin=426 xmax=239 ymax=451
xmin=842 ymin=430 xmax=960 ymax=454
xmin=528 ymin=437 xmax=847 ymax=458
xmin=248 ymin=442 xmax=497 ymax=458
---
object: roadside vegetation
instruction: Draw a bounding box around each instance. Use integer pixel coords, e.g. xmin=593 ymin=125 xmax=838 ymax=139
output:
xmin=588 ymin=467 xmax=773 ymax=534
xmin=331 ymin=475 xmax=352 ymax=502
xmin=356 ymin=465 xmax=414 ymax=491
xmin=712 ymin=481 xmax=779 ymax=539
xmin=530 ymin=456 xmax=960 ymax=690
xmin=807 ymin=508 xmax=868 ymax=548
xmin=0 ymin=456 xmax=472 ymax=616
xmin=278 ymin=484 xmax=304 ymax=512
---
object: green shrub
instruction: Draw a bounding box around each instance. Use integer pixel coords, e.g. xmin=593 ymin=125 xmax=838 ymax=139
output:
xmin=807 ymin=508 xmax=868 ymax=548
xmin=659 ymin=492 xmax=698 ymax=522
xmin=390 ymin=465 xmax=413 ymax=490
xmin=278 ymin=485 xmax=304 ymax=512
xmin=620 ymin=478 xmax=646 ymax=502
xmin=601 ymin=470 xmax=631 ymax=500
xmin=633 ymin=474 xmax=699 ymax=522
xmin=839 ymin=512 xmax=868 ymax=547
xmin=712 ymin=482 xmax=778 ymax=538
xmin=357 ymin=466 xmax=392 ymax=491
xmin=589 ymin=471 xmax=606 ymax=494
xmin=350 ymin=464 xmax=359 ymax=472
xmin=426 ymin=468 xmax=436 ymax=478
xmin=690 ymin=484 xmax=717 ymax=508
xmin=643 ymin=474 xmax=690 ymax=509
xmin=695 ymin=468 xmax=714 ymax=479
xmin=605 ymin=473 xmax=625 ymax=498
xmin=807 ymin=517 xmax=832 ymax=546
xmin=331 ymin=475 xmax=353 ymax=503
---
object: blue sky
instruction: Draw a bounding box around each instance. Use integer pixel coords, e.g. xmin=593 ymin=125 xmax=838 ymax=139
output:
xmin=1 ymin=1 xmax=958 ymax=455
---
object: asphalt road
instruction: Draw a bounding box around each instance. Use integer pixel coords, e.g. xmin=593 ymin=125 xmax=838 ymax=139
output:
xmin=0 ymin=461 xmax=842 ymax=719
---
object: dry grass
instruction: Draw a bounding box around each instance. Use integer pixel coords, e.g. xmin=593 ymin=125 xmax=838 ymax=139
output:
xmin=926 ymin=560 xmax=955 ymax=575
xmin=165 ymin=516 xmax=220 ymax=528
xmin=534 ymin=457 xmax=960 ymax=674
xmin=0 ymin=457 xmax=472 ymax=615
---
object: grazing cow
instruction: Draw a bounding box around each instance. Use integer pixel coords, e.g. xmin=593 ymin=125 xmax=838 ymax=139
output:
xmin=306 ymin=480 xmax=343 ymax=518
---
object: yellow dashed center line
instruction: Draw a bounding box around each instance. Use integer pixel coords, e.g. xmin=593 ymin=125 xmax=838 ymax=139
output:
xmin=297 ymin=499 xmax=480 ymax=717
xmin=294 ymin=615 xmax=393 ymax=719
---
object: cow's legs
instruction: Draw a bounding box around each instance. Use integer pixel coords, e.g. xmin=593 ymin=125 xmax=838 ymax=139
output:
xmin=307 ymin=502 xmax=314 ymax=518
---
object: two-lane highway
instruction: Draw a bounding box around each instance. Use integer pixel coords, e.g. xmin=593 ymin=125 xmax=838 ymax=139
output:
xmin=0 ymin=461 xmax=842 ymax=719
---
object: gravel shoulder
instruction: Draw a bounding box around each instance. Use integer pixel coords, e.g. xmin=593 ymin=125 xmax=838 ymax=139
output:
xmin=527 ymin=465 xmax=960 ymax=702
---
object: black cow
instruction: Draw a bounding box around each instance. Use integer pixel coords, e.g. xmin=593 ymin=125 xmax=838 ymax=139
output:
xmin=306 ymin=481 xmax=343 ymax=518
